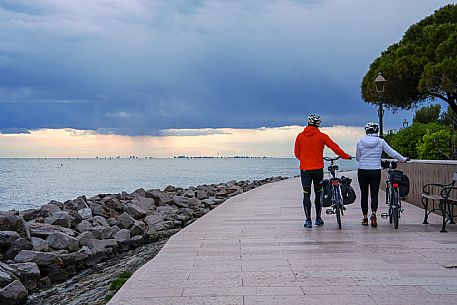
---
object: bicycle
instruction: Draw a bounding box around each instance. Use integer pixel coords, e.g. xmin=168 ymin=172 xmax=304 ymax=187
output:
xmin=323 ymin=156 xmax=345 ymax=229
xmin=380 ymin=160 xmax=403 ymax=229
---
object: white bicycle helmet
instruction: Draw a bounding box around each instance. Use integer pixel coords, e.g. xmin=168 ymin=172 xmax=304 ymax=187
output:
xmin=308 ymin=114 xmax=322 ymax=127
xmin=365 ymin=122 xmax=379 ymax=134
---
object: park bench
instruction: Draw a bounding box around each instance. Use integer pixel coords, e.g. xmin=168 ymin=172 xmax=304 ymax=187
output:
xmin=421 ymin=173 xmax=457 ymax=232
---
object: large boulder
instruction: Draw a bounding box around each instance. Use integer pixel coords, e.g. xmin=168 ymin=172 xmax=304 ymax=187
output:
xmin=64 ymin=196 xmax=87 ymax=211
xmin=173 ymin=196 xmax=200 ymax=209
xmin=0 ymin=215 xmax=30 ymax=239
xmin=29 ymin=223 xmax=75 ymax=239
xmin=0 ymin=265 xmax=17 ymax=288
xmin=58 ymin=247 xmax=90 ymax=267
xmin=46 ymin=232 xmax=79 ymax=252
xmin=124 ymin=204 xmax=146 ymax=220
xmin=146 ymin=190 xmax=174 ymax=205
xmin=88 ymin=226 xmax=112 ymax=239
xmin=8 ymin=262 xmax=41 ymax=291
xmin=100 ymin=197 xmax=124 ymax=212
xmin=0 ymin=280 xmax=28 ymax=305
xmin=91 ymin=205 xmax=119 ymax=219
xmin=0 ymin=231 xmax=21 ymax=249
xmin=182 ymin=190 xmax=195 ymax=198
xmin=39 ymin=262 xmax=69 ymax=284
xmin=44 ymin=211 xmax=72 ymax=228
xmin=196 ymin=189 xmax=208 ymax=200
xmin=113 ymin=229 xmax=130 ymax=243
xmin=131 ymin=188 xmax=146 ymax=197
xmin=77 ymin=207 xmax=92 ymax=220
xmin=47 ymin=200 xmax=64 ymax=209
xmin=116 ymin=213 xmax=135 ymax=229
xmin=163 ymin=185 xmax=176 ymax=193
xmin=5 ymin=238 xmax=33 ymax=260
xmin=76 ymin=231 xmax=96 ymax=247
xmin=75 ymin=220 xmax=93 ymax=233
xmin=22 ymin=209 xmax=50 ymax=222
xmin=143 ymin=214 xmax=164 ymax=226
xmin=30 ymin=237 xmax=49 ymax=252
xmin=129 ymin=235 xmax=144 ymax=248
xmin=85 ymin=248 xmax=114 ymax=267
xmin=129 ymin=220 xmax=146 ymax=237
xmin=84 ymin=239 xmax=118 ymax=252
xmin=14 ymin=250 xmax=57 ymax=266
xmin=40 ymin=204 xmax=61 ymax=215
xmin=131 ymin=197 xmax=155 ymax=214
xmin=156 ymin=205 xmax=178 ymax=219
xmin=90 ymin=216 xmax=110 ymax=228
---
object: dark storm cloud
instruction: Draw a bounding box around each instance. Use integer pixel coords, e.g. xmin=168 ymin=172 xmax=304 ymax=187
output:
xmin=0 ymin=0 xmax=451 ymax=135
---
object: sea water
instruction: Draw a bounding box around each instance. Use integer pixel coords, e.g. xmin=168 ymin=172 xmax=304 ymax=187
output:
xmin=0 ymin=158 xmax=357 ymax=211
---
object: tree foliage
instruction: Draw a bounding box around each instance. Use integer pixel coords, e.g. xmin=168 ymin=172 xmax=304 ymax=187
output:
xmin=385 ymin=105 xmax=456 ymax=160
xmin=361 ymin=4 xmax=457 ymax=114
xmin=385 ymin=122 xmax=442 ymax=159
xmin=413 ymin=104 xmax=441 ymax=124
xmin=417 ymin=129 xmax=455 ymax=159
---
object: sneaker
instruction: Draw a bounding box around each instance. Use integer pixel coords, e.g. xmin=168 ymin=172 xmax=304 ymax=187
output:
xmin=304 ymin=220 xmax=312 ymax=228
xmin=361 ymin=217 xmax=368 ymax=226
xmin=315 ymin=218 xmax=324 ymax=226
xmin=370 ymin=213 xmax=377 ymax=228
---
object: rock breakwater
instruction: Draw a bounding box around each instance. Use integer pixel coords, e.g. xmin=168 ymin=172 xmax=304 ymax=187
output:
xmin=0 ymin=176 xmax=287 ymax=304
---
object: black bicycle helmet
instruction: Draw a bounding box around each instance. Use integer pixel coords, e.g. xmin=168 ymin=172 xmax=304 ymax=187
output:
xmin=308 ymin=114 xmax=322 ymax=127
xmin=365 ymin=122 xmax=379 ymax=134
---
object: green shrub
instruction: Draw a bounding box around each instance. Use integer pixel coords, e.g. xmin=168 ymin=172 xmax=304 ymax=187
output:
xmin=417 ymin=128 xmax=454 ymax=159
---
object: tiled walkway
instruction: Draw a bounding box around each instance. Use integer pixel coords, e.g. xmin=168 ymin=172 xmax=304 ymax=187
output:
xmin=109 ymin=172 xmax=457 ymax=305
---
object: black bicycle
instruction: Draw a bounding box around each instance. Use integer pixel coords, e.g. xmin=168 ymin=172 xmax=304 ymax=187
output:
xmin=323 ymin=156 xmax=345 ymax=229
xmin=380 ymin=160 xmax=403 ymax=229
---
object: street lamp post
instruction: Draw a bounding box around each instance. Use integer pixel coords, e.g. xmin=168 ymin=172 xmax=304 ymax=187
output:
xmin=402 ymin=119 xmax=409 ymax=129
xmin=374 ymin=72 xmax=386 ymax=138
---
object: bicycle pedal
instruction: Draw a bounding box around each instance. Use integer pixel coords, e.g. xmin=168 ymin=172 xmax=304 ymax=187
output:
xmin=325 ymin=209 xmax=335 ymax=215
xmin=380 ymin=213 xmax=388 ymax=219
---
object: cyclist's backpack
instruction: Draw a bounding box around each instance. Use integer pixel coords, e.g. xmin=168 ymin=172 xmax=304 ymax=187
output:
xmin=340 ymin=176 xmax=357 ymax=205
xmin=389 ymin=170 xmax=410 ymax=197
xmin=319 ymin=179 xmax=332 ymax=207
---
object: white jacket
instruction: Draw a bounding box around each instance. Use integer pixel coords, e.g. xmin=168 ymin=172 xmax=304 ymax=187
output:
xmin=356 ymin=134 xmax=407 ymax=170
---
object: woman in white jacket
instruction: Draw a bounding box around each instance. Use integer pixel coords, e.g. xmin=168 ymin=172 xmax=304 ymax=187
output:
xmin=356 ymin=122 xmax=408 ymax=227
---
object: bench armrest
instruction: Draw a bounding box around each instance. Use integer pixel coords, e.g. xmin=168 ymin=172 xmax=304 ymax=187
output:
xmin=441 ymin=186 xmax=457 ymax=200
xmin=423 ymin=182 xmax=455 ymax=194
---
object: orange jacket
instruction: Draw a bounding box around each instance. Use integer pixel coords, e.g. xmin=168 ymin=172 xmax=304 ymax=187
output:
xmin=294 ymin=126 xmax=350 ymax=170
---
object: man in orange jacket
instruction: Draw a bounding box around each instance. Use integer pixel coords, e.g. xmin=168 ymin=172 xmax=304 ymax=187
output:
xmin=294 ymin=114 xmax=351 ymax=228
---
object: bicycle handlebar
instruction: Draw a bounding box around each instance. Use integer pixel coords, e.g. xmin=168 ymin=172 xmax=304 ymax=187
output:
xmin=323 ymin=156 xmax=341 ymax=161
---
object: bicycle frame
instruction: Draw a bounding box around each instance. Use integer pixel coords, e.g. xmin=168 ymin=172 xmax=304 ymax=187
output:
xmin=324 ymin=156 xmax=345 ymax=229
xmin=381 ymin=160 xmax=403 ymax=229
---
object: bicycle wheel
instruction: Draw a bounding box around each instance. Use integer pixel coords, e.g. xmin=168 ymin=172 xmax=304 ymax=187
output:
xmin=388 ymin=188 xmax=393 ymax=224
xmin=335 ymin=202 xmax=342 ymax=229
xmin=392 ymin=190 xmax=399 ymax=229
xmin=335 ymin=186 xmax=343 ymax=229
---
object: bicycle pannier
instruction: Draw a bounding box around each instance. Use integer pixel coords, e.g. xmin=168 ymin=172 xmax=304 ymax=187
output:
xmin=340 ymin=176 xmax=356 ymax=205
xmin=389 ymin=170 xmax=403 ymax=184
xmin=319 ymin=179 xmax=332 ymax=207
xmin=399 ymin=174 xmax=410 ymax=197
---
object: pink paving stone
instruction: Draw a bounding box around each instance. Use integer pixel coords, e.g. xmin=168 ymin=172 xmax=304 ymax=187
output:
xmin=108 ymin=173 xmax=457 ymax=305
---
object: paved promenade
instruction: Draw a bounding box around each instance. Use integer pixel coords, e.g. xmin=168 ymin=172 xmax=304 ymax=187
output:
xmin=109 ymin=172 xmax=457 ymax=305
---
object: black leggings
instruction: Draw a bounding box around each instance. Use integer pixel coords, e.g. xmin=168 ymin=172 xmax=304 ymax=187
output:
xmin=357 ymin=169 xmax=381 ymax=215
xmin=300 ymin=169 xmax=324 ymax=221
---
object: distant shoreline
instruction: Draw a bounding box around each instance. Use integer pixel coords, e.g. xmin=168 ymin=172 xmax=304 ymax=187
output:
xmin=0 ymin=156 xmax=294 ymax=160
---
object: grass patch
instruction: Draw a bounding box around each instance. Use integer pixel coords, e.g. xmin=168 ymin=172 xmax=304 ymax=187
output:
xmin=105 ymin=271 xmax=133 ymax=301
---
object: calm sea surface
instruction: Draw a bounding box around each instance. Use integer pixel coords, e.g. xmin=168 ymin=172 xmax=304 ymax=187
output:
xmin=0 ymin=158 xmax=357 ymax=211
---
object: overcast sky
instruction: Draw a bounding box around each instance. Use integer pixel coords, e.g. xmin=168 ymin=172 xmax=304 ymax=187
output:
xmin=0 ymin=0 xmax=452 ymax=138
